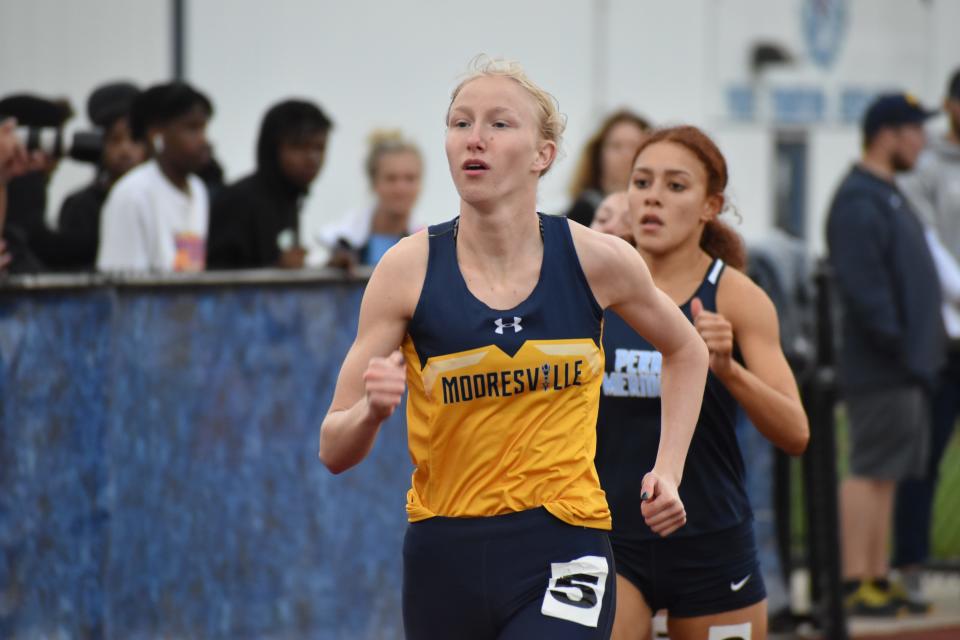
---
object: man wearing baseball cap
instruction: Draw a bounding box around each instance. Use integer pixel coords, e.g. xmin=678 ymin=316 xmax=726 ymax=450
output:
xmin=892 ymin=68 xmax=960 ymax=613
xmin=826 ymin=92 xmax=945 ymax=616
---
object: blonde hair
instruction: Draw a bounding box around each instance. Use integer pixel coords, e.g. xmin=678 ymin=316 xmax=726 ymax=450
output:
xmin=448 ymin=55 xmax=566 ymax=175
xmin=365 ymin=128 xmax=422 ymax=185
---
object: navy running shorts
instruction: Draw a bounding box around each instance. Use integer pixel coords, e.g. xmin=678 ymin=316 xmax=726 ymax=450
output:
xmin=402 ymin=507 xmax=616 ymax=639
xmin=610 ymin=520 xmax=766 ymax=618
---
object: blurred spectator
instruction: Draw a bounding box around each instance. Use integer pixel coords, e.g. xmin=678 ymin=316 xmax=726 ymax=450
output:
xmin=563 ymin=109 xmax=650 ymax=227
xmin=588 ymin=190 xmax=632 ymax=243
xmin=826 ymin=93 xmax=945 ymax=616
xmin=97 ymin=82 xmax=213 ymax=272
xmin=320 ymin=129 xmax=422 ymax=268
xmin=196 ymin=144 xmax=226 ymax=201
xmin=892 ymin=68 xmax=960 ymax=605
xmin=0 ymin=117 xmax=49 ymax=274
xmin=206 ymin=99 xmax=332 ymax=269
xmin=743 ymin=230 xmax=816 ymax=630
xmin=44 ymin=81 xmax=146 ymax=271
xmin=0 ymin=93 xmax=72 ymax=271
xmin=746 ymin=229 xmax=815 ymax=375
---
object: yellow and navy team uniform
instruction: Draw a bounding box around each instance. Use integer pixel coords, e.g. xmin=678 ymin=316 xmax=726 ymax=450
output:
xmin=400 ymin=214 xmax=615 ymax=639
xmin=595 ymin=259 xmax=766 ymax=617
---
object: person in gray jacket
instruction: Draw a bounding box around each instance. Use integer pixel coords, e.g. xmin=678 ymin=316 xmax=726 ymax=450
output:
xmin=826 ymin=92 xmax=945 ymax=617
xmin=892 ymin=68 xmax=960 ymax=608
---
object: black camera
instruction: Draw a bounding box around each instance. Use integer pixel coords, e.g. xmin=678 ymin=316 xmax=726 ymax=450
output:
xmin=14 ymin=126 xmax=103 ymax=164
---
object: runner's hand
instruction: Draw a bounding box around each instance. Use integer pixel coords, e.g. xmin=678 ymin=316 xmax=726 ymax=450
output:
xmin=640 ymin=471 xmax=686 ymax=537
xmin=691 ymin=297 xmax=734 ymax=378
xmin=362 ymin=350 xmax=406 ymax=421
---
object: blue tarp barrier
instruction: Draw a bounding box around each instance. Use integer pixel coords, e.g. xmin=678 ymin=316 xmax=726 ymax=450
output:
xmin=0 ymin=276 xmax=410 ymax=639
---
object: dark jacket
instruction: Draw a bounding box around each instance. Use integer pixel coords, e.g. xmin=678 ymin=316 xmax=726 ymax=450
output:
xmin=206 ymin=172 xmax=302 ymax=269
xmin=206 ymin=122 xmax=306 ymax=269
xmin=826 ymin=165 xmax=946 ymax=394
xmin=1 ymin=223 xmax=44 ymax=275
xmin=563 ymin=189 xmax=603 ymax=227
xmin=5 ymin=171 xmax=109 ymax=272
xmin=47 ymin=178 xmax=109 ymax=271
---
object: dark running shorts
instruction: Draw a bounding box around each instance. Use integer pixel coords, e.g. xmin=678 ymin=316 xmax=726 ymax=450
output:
xmin=611 ymin=520 xmax=766 ymax=618
xmin=845 ymin=385 xmax=929 ymax=480
xmin=402 ymin=507 xmax=616 ymax=639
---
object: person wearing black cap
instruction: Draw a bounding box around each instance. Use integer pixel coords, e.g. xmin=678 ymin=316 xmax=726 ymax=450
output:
xmin=97 ymin=81 xmax=213 ymax=272
xmin=206 ymin=99 xmax=331 ymax=269
xmin=45 ymin=81 xmax=147 ymax=271
xmin=826 ymin=93 xmax=946 ymax=616
xmin=891 ymin=68 xmax=960 ymax=610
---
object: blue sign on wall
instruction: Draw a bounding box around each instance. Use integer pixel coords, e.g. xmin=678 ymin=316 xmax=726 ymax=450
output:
xmin=772 ymin=87 xmax=826 ymax=124
xmin=802 ymin=0 xmax=849 ymax=70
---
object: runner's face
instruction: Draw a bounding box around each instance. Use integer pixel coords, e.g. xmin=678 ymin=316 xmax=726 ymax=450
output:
xmin=590 ymin=192 xmax=633 ymax=243
xmin=628 ymin=141 xmax=715 ymax=257
xmin=445 ymin=76 xmax=552 ymax=208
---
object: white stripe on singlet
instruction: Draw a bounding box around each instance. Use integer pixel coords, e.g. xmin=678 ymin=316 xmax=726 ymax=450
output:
xmin=707 ymin=259 xmax=725 ymax=285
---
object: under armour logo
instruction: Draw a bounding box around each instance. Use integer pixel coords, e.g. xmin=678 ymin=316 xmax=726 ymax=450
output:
xmin=494 ymin=316 xmax=523 ymax=334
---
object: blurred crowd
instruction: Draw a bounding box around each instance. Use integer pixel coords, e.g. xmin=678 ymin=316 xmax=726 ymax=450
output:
xmin=0 ymin=81 xmax=426 ymax=275
xmin=0 ymin=82 xmax=646 ymax=277
xmin=0 ymin=80 xmax=682 ymax=278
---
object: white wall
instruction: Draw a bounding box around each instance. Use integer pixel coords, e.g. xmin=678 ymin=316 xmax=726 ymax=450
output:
xmin=1 ymin=0 xmax=958 ymax=260
xmin=0 ymin=0 xmax=169 ymax=225
xmin=808 ymin=127 xmax=860 ymax=254
xmin=711 ymin=125 xmax=775 ymax=244
xmin=187 ymin=0 xmax=600 ymax=248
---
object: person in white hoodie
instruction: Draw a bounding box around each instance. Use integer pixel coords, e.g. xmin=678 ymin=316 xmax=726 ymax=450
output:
xmin=893 ymin=68 xmax=960 ymax=609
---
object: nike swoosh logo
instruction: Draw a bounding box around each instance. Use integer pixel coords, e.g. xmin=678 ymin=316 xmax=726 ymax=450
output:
xmin=730 ymin=574 xmax=751 ymax=591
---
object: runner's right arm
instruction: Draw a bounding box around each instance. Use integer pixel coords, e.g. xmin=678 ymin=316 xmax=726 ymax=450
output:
xmin=570 ymin=223 xmax=709 ymax=536
xmin=319 ymin=232 xmax=426 ymax=474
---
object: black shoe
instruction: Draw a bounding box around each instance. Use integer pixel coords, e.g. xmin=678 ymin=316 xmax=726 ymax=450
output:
xmin=767 ymin=607 xmax=797 ymax=633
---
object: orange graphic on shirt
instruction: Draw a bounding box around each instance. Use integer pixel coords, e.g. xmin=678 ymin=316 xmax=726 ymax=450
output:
xmin=173 ymin=232 xmax=205 ymax=272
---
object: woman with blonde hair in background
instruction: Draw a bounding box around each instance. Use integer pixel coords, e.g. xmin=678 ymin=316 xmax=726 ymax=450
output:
xmin=322 ymin=129 xmax=422 ymax=267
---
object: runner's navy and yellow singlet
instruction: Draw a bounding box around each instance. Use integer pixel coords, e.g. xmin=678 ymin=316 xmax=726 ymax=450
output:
xmin=401 ymin=214 xmax=611 ymax=529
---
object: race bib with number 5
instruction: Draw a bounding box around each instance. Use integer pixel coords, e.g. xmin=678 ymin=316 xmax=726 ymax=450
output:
xmin=540 ymin=555 xmax=609 ymax=627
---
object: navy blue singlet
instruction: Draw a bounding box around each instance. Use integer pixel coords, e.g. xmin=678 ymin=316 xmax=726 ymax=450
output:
xmin=594 ymin=258 xmax=752 ymax=540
